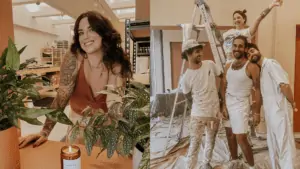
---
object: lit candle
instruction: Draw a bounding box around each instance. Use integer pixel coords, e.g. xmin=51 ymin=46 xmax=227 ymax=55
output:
xmin=60 ymin=145 xmax=81 ymax=169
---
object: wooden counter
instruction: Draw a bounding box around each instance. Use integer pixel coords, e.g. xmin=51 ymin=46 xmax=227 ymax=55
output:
xmin=17 ymin=67 xmax=60 ymax=76
xmin=20 ymin=141 xmax=132 ymax=169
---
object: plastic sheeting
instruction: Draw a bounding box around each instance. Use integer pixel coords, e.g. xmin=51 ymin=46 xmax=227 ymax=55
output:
xmin=150 ymin=115 xmax=300 ymax=169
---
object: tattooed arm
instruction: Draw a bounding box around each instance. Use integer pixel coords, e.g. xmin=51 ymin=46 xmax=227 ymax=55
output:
xmin=40 ymin=53 xmax=78 ymax=137
xmin=250 ymin=0 xmax=281 ymax=35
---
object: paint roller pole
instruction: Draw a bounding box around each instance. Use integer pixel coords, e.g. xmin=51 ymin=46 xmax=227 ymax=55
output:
xmin=178 ymin=100 xmax=188 ymax=141
xmin=163 ymin=59 xmax=187 ymax=156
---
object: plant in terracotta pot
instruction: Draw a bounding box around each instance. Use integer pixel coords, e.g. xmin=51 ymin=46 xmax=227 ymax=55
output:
xmin=0 ymin=38 xmax=73 ymax=169
xmin=67 ymin=82 xmax=150 ymax=169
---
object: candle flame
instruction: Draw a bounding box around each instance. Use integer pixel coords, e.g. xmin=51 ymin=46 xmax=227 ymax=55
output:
xmin=68 ymin=145 xmax=72 ymax=153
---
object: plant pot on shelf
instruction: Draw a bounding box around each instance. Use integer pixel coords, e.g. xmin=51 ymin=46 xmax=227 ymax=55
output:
xmin=0 ymin=126 xmax=20 ymax=169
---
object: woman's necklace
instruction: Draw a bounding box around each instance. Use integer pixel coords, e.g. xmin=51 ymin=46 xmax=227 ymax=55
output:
xmin=85 ymin=56 xmax=104 ymax=76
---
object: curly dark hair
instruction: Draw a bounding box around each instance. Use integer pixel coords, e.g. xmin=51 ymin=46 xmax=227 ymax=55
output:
xmin=71 ymin=11 xmax=132 ymax=78
xmin=233 ymin=9 xmax=247 ymax=24
xmin=247 ymin=43 xmax=260 ymax=51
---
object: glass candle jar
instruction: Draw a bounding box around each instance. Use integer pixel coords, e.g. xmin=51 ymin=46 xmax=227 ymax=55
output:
xmin=60 ymin=145 xmax=81 ymax=169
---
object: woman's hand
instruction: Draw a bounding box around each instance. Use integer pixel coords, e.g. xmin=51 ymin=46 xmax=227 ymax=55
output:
xmin=270 ymin=0 xmax=282 ymax=8
xmin=19 ymin=133 xmax=48 ymax=149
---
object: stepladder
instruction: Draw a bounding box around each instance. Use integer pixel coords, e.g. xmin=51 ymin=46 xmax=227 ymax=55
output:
xmin=162 ymin=0 xmax=227 ymax=156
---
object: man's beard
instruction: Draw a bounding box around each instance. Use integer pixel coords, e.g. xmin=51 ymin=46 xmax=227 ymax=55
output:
xmin=250 ymin=54 xmax=261 ymax=63
xmin=192 ymin=55 xmax=202 ymax=64
xmin=233 ymin=51 xmax=244 ymax=59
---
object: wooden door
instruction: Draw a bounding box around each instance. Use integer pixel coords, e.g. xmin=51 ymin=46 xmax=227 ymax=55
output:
xmin=170 ymin=42 xmax=214 ymax=89
xmin=294 ymin=25 xmax=300 ymax=132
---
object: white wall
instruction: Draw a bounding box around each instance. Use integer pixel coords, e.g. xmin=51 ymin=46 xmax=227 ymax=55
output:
xmin=12 ymin=6 xmax=73 ymax=63
xmin=14 ymin=25 xmax=58 ymax=63
xmin=12 ymin=6 xmax=58 ymax=36
xmin=274 ymin=0 xmax=300 ymax=91
xmin=55 ymin=24 xmax=73 ymax=43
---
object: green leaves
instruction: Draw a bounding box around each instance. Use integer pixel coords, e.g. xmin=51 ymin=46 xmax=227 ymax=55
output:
xmin=138 ymin=141 xmax=150 ymax=169
xmin=63 ymin=81 xmax=151 ymax=167
xmin=0 ymin=38 xmax=57 ymax=131
xmin=18 ymin=45 xmax=27 ymax=55
xmin=18 ymin=116 xmax=43 ymax=125
xmin=0 ymin=48 xmax=8 ymax=68
xmin=46 ymin=110 xmax=73 ymax=125
xmin=21 ymin=108 xmax=56 ymax=119
xmin=123 ymin=135 xmax=133 ymax=155
xmin=6 ymin=38 xmax=20 ymax=70
xmin=107 ymin=128 xmax=118 ymax=158
xmin=69 ymin=121 xmax=80 ymax=144
xmin=84 ymin=127 xmax=97 ymax=156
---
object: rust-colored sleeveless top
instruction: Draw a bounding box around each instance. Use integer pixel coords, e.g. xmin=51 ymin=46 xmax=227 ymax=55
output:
xmin=69 ymin=61 xmax=108 ymax=114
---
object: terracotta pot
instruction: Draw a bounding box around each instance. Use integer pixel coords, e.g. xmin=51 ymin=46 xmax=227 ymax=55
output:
xmin=0 ymin=127 xmax=20 ymax=169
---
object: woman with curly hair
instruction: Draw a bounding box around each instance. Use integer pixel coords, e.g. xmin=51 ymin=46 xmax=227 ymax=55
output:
xmin=223 ymin=0 xmax=282 ymax=63
xmin=19 ymin=11 xmax=132 ymax=147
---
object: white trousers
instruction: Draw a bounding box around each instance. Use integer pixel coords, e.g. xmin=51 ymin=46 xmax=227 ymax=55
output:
xmin=264 ymin=103 xmax=296 ymax=169
xmin=186 ymin=116 xmax=219 ymax=169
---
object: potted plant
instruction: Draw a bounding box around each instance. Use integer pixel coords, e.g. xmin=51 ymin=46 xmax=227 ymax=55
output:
xmin=67 ymin=82 xmax=150 ymax=169
xmin=0 ymin=38 xmax=72 ymax=169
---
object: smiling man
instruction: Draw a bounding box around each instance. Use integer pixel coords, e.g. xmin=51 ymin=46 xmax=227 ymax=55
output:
xmin=247 ymin=43 xmax=297 ymax=169
xmin=222 ymin=35 xmax=261 ymax=169
xmin=181 ymin=39 xmax=223 ymax=169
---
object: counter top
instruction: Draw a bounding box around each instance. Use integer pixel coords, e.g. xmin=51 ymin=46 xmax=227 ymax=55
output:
xmin=20 ymin=141 xmax=132 ymax=169
xmin=17 ymin=67 xmax=60 ymax=76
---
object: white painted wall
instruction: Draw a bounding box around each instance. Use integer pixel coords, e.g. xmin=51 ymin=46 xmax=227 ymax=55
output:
xmin=14 ymin=25 xmax=58 ymax=63
xmin=274 ymin=0 xmax=300 ymax=91
xmin=12 ymin=6 xmax=58 ymax=36
xmin=12 ymin=6 xmax=73 ymax=63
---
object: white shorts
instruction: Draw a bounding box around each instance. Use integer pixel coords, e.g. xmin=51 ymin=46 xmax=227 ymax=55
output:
xmin=225 ymin=94 xmax=250 ymax=134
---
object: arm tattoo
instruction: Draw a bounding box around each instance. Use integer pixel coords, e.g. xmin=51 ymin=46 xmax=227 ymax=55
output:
xmin=260 ymin=7 xmax=271 ymax=18
xmin=41 ymin=53 xmax=77 ymax=136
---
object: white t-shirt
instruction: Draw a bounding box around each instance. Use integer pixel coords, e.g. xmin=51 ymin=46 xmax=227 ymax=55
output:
xmin=223 ymin=28 xmax=252 ymax=61
xmin=181 ymin=60 xmax=222 ymax=117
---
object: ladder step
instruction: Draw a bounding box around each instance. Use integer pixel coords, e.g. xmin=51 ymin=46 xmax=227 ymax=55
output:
xmin=193 ymin=24 xmax=206 ymax=30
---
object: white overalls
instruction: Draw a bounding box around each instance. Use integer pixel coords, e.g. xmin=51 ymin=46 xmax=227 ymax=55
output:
xmin=260 ymin=58 xmax=296 ymax=169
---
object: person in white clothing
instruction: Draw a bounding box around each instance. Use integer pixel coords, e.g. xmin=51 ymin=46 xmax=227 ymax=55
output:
xmin=181 ymin=39 xmax=223 ymax=169
xmin=222 ymin=35 xmax=262 ymax=169
xmin=223 ymin=0 xmax=282 ymax=63
xmin=222 ymin=1 xmax=282 ymax=149
xmin=247 ymin=43 xmax=297 ymax=169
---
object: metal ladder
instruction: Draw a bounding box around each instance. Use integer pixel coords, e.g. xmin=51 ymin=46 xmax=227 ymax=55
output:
xmin=163 ymin=0 xmax=227 ymax=156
